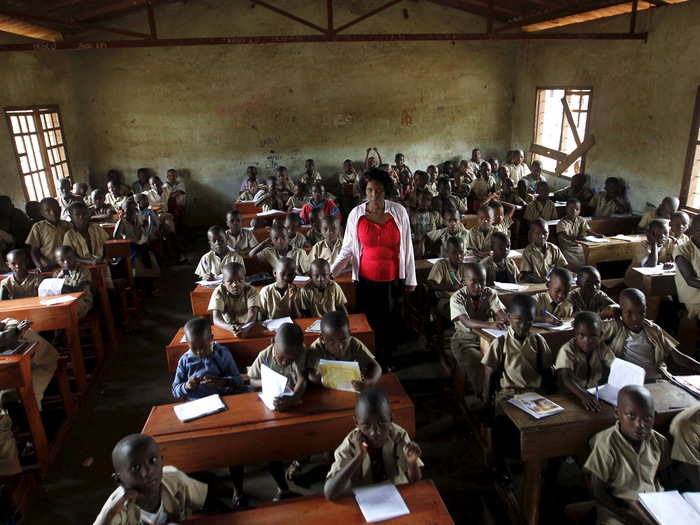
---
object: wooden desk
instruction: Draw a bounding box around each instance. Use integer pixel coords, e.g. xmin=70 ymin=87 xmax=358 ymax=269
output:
xmin=164 ymin=314 xmax=374 ymax=373
xmin=473 ymin=322 xmax=573 ymax=356
xmin=0 ymin=293 xmax=87 ymax=392
xmin=233 ymin=201 xmax=261 ymax=215
xmin=588 ymin=215 xmax=640 ymax=236
xmin=241 ymin=211 xmax=287 ymax=228
xmin=494 ymin=283 xmax=549 ymax=306
xmin=85 ymin=264 xmax=118 ymax=352
xmin=98 ymin=222 xmax=116 ymax=236
xmin=142 ymin=374 xmax=413 ymax=473
xmin=104 ymin=238 xmax=132 ymax=259
xmin=626 ymin=269 xmax=676 ymax=297
xmin=418 ymin=254 xmax=524 ymax=285
xmin=184 ymin=479 xmax=453 ymax=524
xmin=0 ymin=343 xmax=49 ymax=471
xmin=577 ymin=234 xmax=645 ymax=265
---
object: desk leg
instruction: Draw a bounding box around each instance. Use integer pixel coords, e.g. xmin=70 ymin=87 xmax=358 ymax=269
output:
xmin=99 ymin=286 xmax=118 ymax=352
xmin=18 ymin=359 xmax=49 ymax=472
xmin=522 ymin=459 xmax=544 ymax=525
xmin=66 ymin=317 xmax=88 ymax=393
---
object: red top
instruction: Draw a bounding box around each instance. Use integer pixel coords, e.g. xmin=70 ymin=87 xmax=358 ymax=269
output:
xmin=358 ymin=215 xmax=400 ymax=282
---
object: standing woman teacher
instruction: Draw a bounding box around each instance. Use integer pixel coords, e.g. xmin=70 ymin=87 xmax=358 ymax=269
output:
xmin=331 ymin=168 xmax=416 ymax=370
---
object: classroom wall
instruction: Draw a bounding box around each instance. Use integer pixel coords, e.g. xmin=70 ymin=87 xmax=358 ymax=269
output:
xmin=510 ymin=0 xmax=700 ymax=212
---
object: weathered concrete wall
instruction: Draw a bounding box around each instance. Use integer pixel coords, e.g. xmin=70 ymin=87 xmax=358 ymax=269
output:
xmin=510 ymin=1 xmax=700 ymax=210
xmin=72 ymin=0 xmax=515 ymax=224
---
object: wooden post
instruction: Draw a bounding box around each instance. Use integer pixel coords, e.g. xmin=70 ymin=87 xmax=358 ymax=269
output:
xmin=630 ymin=0 xmax=638 ymax=34
xmin=147 ymin=1 xmax=157 ymax=39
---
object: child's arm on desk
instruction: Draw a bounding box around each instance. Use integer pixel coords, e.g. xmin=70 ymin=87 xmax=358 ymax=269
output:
xmin=274 ymin=369 xmax=306 ymax=411
xmin=324 ymin=432 xmax=367 ymax=501
xmin=586 ymin=474 xmax=655 ymax=525
xmin=556 ymin=369 xmax=600 ymax=412
xmin=404 ymin=441 xmax=423 ymax=483
xmin=454 ymin=314 xmax=507 ymax=331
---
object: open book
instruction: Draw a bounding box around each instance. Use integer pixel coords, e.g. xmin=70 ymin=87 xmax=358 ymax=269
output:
xmin=319 ymin=359 xmax=361 ymax=392
xmin=173 ymin=394 xmax=226 ymax=422
xmin=494 ymin=282 xmax=526 ymax=292
xmin=587 ymin=358 xmax=645 ymax=407
xmin=507 ymin=392 xmax=564 ymax=419
xmin=256 ymin=209 xmax=284 ymax=216
xmin=639 ymin=491 xmax=700 ymax=524
xmin=258 ymin=364 xmax=293 ymax=410
xmin=532 ymin=321 xmax=573 ymax=331
xmin=262 ymin=317 xmax=293 ymax=332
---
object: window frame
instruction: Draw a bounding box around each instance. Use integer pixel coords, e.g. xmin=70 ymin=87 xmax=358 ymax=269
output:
xmin=680 ymin=87 xmax=700 ymax=213
xmin=3 ymin=104 xmax=73 ymax=202
xmin=530 ymin=85 xmax=594 ymax=179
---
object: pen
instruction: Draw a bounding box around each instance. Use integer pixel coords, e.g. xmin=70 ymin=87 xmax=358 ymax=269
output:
xmin=595 ymin=385 xmax=599 ymax=401
xmin=543 ymin=309 xmax=562 ymax=323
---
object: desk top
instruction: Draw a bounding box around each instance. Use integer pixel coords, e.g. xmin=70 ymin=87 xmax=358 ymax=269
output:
xmin=577 ymin=234 xmax=645 ymax=249
xmin=473 ymin=320 xmax=573 ymax=343
xmin=0 ymin=292 xmax=83 ymax=313
xmin=183 ymin=480 xmax=453 ymax=525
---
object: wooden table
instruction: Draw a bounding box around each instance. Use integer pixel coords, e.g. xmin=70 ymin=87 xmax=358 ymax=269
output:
xmin=233 ymin=201 xmax=261 ymax=215
xmin=164 ymin=314 xmax=375 ymax=372
xmin=98 ymin=222 xmax=116 ymax=236
xmin=494 ymin=283 xmax=549 ymax=306
xmin=0 ymin=342 xmax=50 ymax=471
xmin=626 ymin=268 xmax=676 ymax=297
xmin=241 ymin=211 xmax=288 ymax=228
xmin=577 ymin=234 xmax=645 ymax=265
xmin=104 ymin=238 xmax=132 ymax=259
xmin=588 ymin=215 xmax=640 ymax=236
xmin=142 ymin=374 xmax=413 ymax=473
xmin=183 ymin=479 xmax=453 ymax=524
xmin=85 ymin=264 xmax=118 ymax=352
xmin=0 ymin=293 xmax=87 ymax=393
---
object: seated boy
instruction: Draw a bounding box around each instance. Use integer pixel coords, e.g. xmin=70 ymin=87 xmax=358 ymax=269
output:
xmin=64 ymin=201 xmax=111 ymax=265
xmin=464 ymin=205 xmax=494 ymax=258
xmin=0 ymin=249 xmax=43 ymax=300
xmin=284 ymin=213 xmax=309 ymax=250
xmin=309 ymin=215 xmax=342 ymax=266
xmin=286 ymin=182 xmax=308 ymax=211
xmin=404 ymin=171 xmax=432 ymax=209
xmin=299 ymin=158 xmax=322 ymax=185
xmin=500 ymin=177 xmax=532 ymax=207
xmin=427 ymin=237 xmax=468 ymax=319
xmin=489 ymin=200 xmax=516 ymax=237
xmin=195 ymin=225 xmax=245 ymax=282
xmin=523 ymin=181 xmax=557 ymax=222
xmin=450 ymin=263 xmax=507 ymax=396
xmin=624 ymin=219 xmax=674 ymax=286
xmin=172 ymin=317 xmax=244 ymax=400
xmin=299 ymin=183 xmax=341 ymax=225
xmin=521 ymin=218 xmax=568 ymax=283
xmin=482 ymin=294 xmax=554 ymax=406
xmin=209 ymin=263 xmax=260 ymax=337
xmin=470 ymin=162 xmax=498 ymax=206
xmin=556 ymin=198 xmax=601 ymax=267
xmin=532 ymin=267 xmax=575 ymax=323
xmin=638 ymin=196 xmax=679 ymax=230
xmin=306 ymin=207 xmax=325 ymax=246
xmin=25 ymin=197 xmax=71 ymax=271
xmin=300 ymin=259 xmax=347 ymax=318
xmin=93 ymin=434 xmax=210 ymax=524
xmin=105 ymin=180 xmax=129 ymax=211
xmin=258 ymin=258 xmax=302 ymax=320
xmin=668 ymin=405 xmax=700 ymax=492
xmin=431 ymin=178 xmax=468 ymax=220
xmin=669 ymin=210 xmax=690 ymax=247
xmin=522 ymin=160 xmax=546 ymax=192
xmin=307 ymin=311 xmax=380 ymax=390
xmin=409 ymin=192 xmax=440 ymax=256
xmin=556 ymin=311 xmax=615 ymax=411
xmin=54 ymin=245 xmax=93 ymax=318
xmin=426 ymin=208 xmax=470 ymax=258
xmin=601 ymin=288 xmax=700 ymax=381
xmin=254 ymin=176 xmax=287 ymax=212
xmin=568 ymin=266 xmax=617 ymax=319
xmin=135 ymin=193 xmax=160 ymax=241
xmin=553 ymin=172 xmax=593 ymax=206
xmin=324 ymin=387 xmax=422 ymax=501
xmin=481 ymin=232 xmax=519 ymax=286
xmin=589 ymin=177 xmax=631 ymax=217
xmin=224 ymin=210 xmax=258 ymax=256
xmin=250 ymin=224 xmax=309 ymax=275
xmin=584 ymin=385 xmax=668 ymax=525
xmin=675 ymin=213 xmax=700 ymax=319
xmin=88 ymin=190 xmax=116 ymax=219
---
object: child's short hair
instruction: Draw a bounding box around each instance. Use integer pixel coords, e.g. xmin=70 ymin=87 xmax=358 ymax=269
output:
xmin=671 ymin=210 xmax=690 ymax=222
xmin=56 ymin=245 xmax=75 ymax=258
xmin=648 ymin=219 xmax=668 ymax=233
xmin=207 ymin=224 xmax=226 ymax=237
xmin=40 ymin=196 xmax=58 ymax=207
xmin=270 ymin=223 xmax=288 ymax=237
xmin=509 ymin=293 xmax=536 ymax=314
xmin=6 ymin=248 xmax=27 ymax=262
xmin=490 ymin=231 xmax=509 ymax=246
xmin=443 ymin=207 xmax=459 ymax=219
xmin=477 ymin=205 xmax=492 ymax=216
xmin=578 ymin=265 xmax=601 ymax=281
xmin=67 ymin=201 xmax=88 ymax=215
xmin=320 ymin=310 xmax=349 ymax=333
xmin=548 ymin=267 xmax=572 ymax=286
xmin=277 ymin=322 xmax=304 ymax=348
xmin=295 ymin=182 xmax=307 ymax=193
xmin=112 ymin=433 xmax=156 ymax=471
xmin=356 ymin=386 xmax=390 ymax=416
xmin=464 ymin=261 xmax=486 ymax=279
xmin=566 ymin=198 xmax=581 ymax=207
xmin=286 ymin=213 xmax=301 ymax=225
xmin=276 ymin=165 xmax=288 ymax=174
xmin=185 ymin=316 xmax=212 ymax=338
xmin=619 ymin=287 xmax=646 ymax=308
xmin=321 ymin=215 xmax=338 ymax=227
xmin=531 ymin=159 xmax=542 ymax=170
xmin=222 ymin=262 xmax=245 ymax=277
xmin=489 ymin=200 xmax=504 ymax=211
xmin=530 ymin=218 xmax=547 ymax=232
xmin=310 ymin=258 xmax=331 ymax=273
xmin=446 ymin=236 xmax=464 ymax=250
xmin=226 ymin=209 xmax=240 ymax=220
xmin=573 ymin=310 xmax=601 ymax=332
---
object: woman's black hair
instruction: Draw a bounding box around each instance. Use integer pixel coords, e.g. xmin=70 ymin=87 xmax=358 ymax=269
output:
xmin=362 ymin=168 xmax=395 ymax=198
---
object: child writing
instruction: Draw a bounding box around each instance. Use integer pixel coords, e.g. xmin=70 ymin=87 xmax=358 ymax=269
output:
xmin=464 ymin=205 xmax=494 ymax=258
xmin=523 ymin=181 xmax=557 ymax=222
xmin=568 ymin=266 xmax=617 ymax=319
xmin=532 ymin=267 xmax=574 ymax=324
xmin=224 ymin=210 xmax=258 ymax=256
xmin=556 ymin=198 xmax=601 ymax=267
xmin=0 ymin=249 xmax=43 ymax=299
xmin=209 ymin=263 xmax=260 ymax=338
xmin=258 ymin=257 xmax=303 ymax=320
xmin=54 ymin=245 xmax=93 ymax=318
xmin=25 ymin=197 xmax=71 ymax=271
xmin=427 ymin=236 xmax=468 ymax=319
xmin=300 ymin=258 xmax=347 ymax=318
xmin=589 ymin=177 xmax=631 ymax=217
xmin=324 ymin=387 xmax=422 ymax=500
xmin=638 ymin=196 xmax=679 ymax=230
xmin=250 ymin=224 xmax=309 ymax=275
xmin=195 ymin=225 xmax=245 ymax=282
xmin=309 ymin=215 xmax=343 ymax=266
xmin=426 ymin=208 xmax=470 ymax=258
xmin=520 ymin=218 xmax=568 ymax=283
xmin=481 ymin=232 xmax=519 ymax=285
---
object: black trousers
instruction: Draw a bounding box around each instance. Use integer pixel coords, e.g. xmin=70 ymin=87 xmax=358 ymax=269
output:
xmin=357 ymin=277 xmax=404 ymax=370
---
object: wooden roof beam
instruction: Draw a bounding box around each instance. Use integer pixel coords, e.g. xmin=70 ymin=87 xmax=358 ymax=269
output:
xmin=427 ymin=0 xmax=515 ymax=19
xmin=495 ymin=0 xmax=626 ymax=31
xmin=0 ymin=15 xmax=63 ymax=41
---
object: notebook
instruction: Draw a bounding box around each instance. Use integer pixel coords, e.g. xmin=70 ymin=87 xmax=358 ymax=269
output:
xmin=305 ymin=319 xmax=322 ymax=333
xmin=40 ymin=295 xmax=76 ymax=306
xmin=318 ymin=359 xmax=361 ymax=392
xmin=38 ymin=278 xmax=65 ymax=297
xmin=256 ymin=209 xmax=284 ymax=216
xmin=353 ymin=482 xmax=410 ymax=523
xmin=507 ymin=392 xmax=564 ymax=419
xmin=173 ymin=394 xmax=226 ymax=422
xmin=587 ymin=358 xmax=645 ymax=407
xmin=639 ymin=491 xmax=700 ymax=524
xmin=262 ymin=317 xmax=293 ymax=332
xmin=494 ymin=282 xmax=526 ymax=292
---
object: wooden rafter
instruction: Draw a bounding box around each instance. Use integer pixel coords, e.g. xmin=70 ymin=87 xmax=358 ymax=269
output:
xmin=496 ymin=0 xmax=627 ymax=31
xmin=0 ymin=15 xmax=62 ymax=41
xmin=427 ymin=0 xmax=516 ymax=18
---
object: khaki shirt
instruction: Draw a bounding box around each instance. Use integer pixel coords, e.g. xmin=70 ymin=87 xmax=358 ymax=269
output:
xmin=404 ymin=188 xmax=433 ymax=209
xmin=286 ymin=195 xmax=307 ymax=209
xmin=504 ymin=163 xmax=530 ymax=184
xmin=601 ymin=318 xmax=675 ymax=375
xmin=307 ymin=336 xmax=376 ymax=371
xmin=207 ymin=283 xmax=260 ymax=324
xmin=492 ymin=216 xmax=513 ymax=236
xmin=258 ymin=283 xmax=301 ymax=320
xmin=105 ymin=192 xmax=128 ymax=210
xmin=532 ymin=291 xmax=574 ymax=319
xmin=256 ymin=247 xmax=309 ymax=274
xmin=63 ymin=224 xmax=110 ymax=259
xmin=145 ymin=186 xmax=172 ymax=213
xmin=248 ymin=344 xmax=305 ymax=387
xmin=25 ymin=220 xmax=71 ymax=262
xmin=481 ymin=327 xmax=553 ymax=393
xmin=427 ymin=226 xmax=470 ymax=258
xmin=299 ymin=281 xmax=347 ymax=318
xmin=288 ymin=232 xmax=308 ymax=250
xmin=670 ymin=232 xmax=690 ymax=248
xmin=554 ymin=339 xmax=615 ymax=388
xmin=556 ymin=216 xmax=590 ymax=251
xmin=674 ymin=239 xmax=700 ymax=309
xmin=339 ymin=172 xmax=358 ymax=185
xmin=56 ymin=266 xmax=93 ymax=311
xmin=481 ymin=255 xmax=520 ymax=286
xmin=567 ymin=288 xmax=615 ymax=314
xmin=464 ymin=227 xmax=493 ymax=256
xmin=327 ymin=423 xmax=423 ymax=486
xmin=92 ymin=466 xmax=207 ymax=525
xmin=471 ymin=176 xmax=497 ymax=200
xmin=450 ymin=286 xmax=505 ymax=342
xmin=428 ymin=259 xmax=468 ymax=299
xmin=309 ymin=239 xmax=342 ymax=266
xmin=225 ymin=228 xmax=258 ymax=253
xmin=584 ymin=423 xmax=667 ymax=502
xmin=521 ymin=242 xmax=568 ymax=281
xmin=629 ymin=238 xmax=674 ymax=268
xmin=670 ymin=405 xmax=700 ymax=466
xmin=590 ymin=192 xmax=628 ymax=217
xmin=523 ymin=199 xmax=557 ymax=222
xmin=194 ymin=250 xmax=244 ymax=279
xmin=89 ymin=204 xmax=115 ymax=217
xmin=255 ymin=192 xmax=287 ymax=212
xmin=0 ymin=273 xmax=43 ymax=299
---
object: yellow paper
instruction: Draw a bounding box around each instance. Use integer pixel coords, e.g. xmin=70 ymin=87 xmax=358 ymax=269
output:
xmin=318 ymin=359 xmax=361 ymax=392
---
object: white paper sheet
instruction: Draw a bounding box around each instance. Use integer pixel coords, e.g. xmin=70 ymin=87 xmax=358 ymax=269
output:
xmin=38 ymin=278 xmax=65 ymax=297
xmin=532 ymin=321 xmax=573 ymax=331
xmin=554 ymin=201 xmax=568 ymax=207
xmin=508 ymin=250 xmax=522 ymax=258
xmin=353 ymin=482 xmax=410 ymax=523
xmin=426 ymin=258 xmax=443 ymax=265
xmin=639 ymin=491 xmax=700 ymax=525
xmin=256 ymin=209 xmax=284 ymax=216
xmin=305 ymin=319 xmax=322 ymax=333
xmin=262 ymin=317 xmax=293 ymax=332
xmin=293 ymin=275 xmax=311 ymax=283
xmin=483 ymin=328 xmax=507 ymax=338
xmin=237 ymin=199 xmax=256 ymax=203
xmin=587 ymin=358 xmax=645 ymax=407
xmin=292 ymin=207 xmax=302 ymax=213
xmin=173 ymin=394 xmax=226 ymax=422
xmin=610 ymin=234 xmax=638 ymax=242
xmin=545 ymin=219 xmax=560 ymax=226
xmin=196 ymin=278 xmax=222 ymax=287
xmin=40 ymin=295 xmax=76 ymax=306
xmin=583 ymin=235 xmax=609 ymax=243
xmin=633 ymin=265 xmax=675 ymax=276
xmin=258 ymin=364 xmax=293 ymax=410
xmin=494 ymin=282 xmax=526 ymax=292
xmin=682 ymin=493 xmax=700 ymax=516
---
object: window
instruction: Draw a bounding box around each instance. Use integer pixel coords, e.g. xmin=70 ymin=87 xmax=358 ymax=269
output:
xmin=4 ymin=106 xmax=72 ymax=202
xmin=532 ymin=87 xmax=592 ymax=177
xmin=680 ymin=87 xmax=700 ymax=211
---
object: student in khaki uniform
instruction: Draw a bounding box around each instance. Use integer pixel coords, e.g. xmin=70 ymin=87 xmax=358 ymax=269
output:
xmin=464 ymin=206 xmax=494 ymax=258
xmin=426 ymin=208 xmax=470 ymax=258
xmin=324 ymin=387 xmax=423 ymax=501
xmin=427 ymin=237 xmax=468 ymax=319
xmin=489 ymin=200 xmax=516 ymax=237
xmin=64 ymin=201 xmax=111 ymax=265
xmin=624 ymin=219 xmax=674 ymax=286
xmin=556 ymin=311 xmax=615 ymax=411
xmin=589 ymin=177 xmax=631 ymax=217
xmin=553 ymin=172 xmax=594 ymax=207
xmin=431 ymin=178 xmax=468 ymax=221
xmin=450 ymin=263 xmax=507 ymax=397
xmin=1 ymin=249 xmax=43 ymax=299
xmin=300 ymin=259 xmax=347 ymax=318
xmin=250 ymin=224 xmax=309 ymax=275
xmin=89 ymin=189 xmax=116 ymax=219
xmin=309 ymin=215 xmax=342 ymax=266
xmin=601 ymin=288 xmax=700 ymax=381
xmin=409 ymin=192 xmax=440 ymax=256
xmin=503 ymin=149 xmax=530 ymax=184
xmin=481 ymin=232 xmax=519 ymax=286
xmin=669 ymin=210 xmax=690 ymax=248
xmin=195 ymin=225 xmax=245 ymax=281
xmin=258 ymin=257 xmax=303 ymax=320
xmin=568 ymin=266 xmax=617 ymax=319
xmin=521 ymin=218 xmax=568 ymax=283
xmin=255 ymin=176 xmax=287 ymax=213
xmin=523 ymin=181 xmax=557 ymax=223
xmin=25 ymin=197 xmax=71 ymax=271
xmin=306 ymin=207 xmax=325 ymax=246
xmin=338 ymin=159 xmax=359 ymax=186
xmin=54 ymin=245 xmax=93 ymax=318
xmin=532 ymin=267 xmax=575 ymax=323
xmin=307 ymin=311 xmax=380 ymax=390
xmin=284 ymin=213 xmax=309 ymax=250
xmin=105 ymin=181 xmax=129 ymax=211
xmin=286 ymin=182 xmax=308 ymax=211
xmin=145 ymin=175 xmax=177 ymax=236
xmin=638 ymin=196 xmax=678 ymax=231
xmin=557 ymin=198 xmax=602 ymax=267
xmin=209 ymin=262 xmax=260 ymax=337
xmin=482 ymin=294 xmax=554 ymax=405
xmin=93 ymin=434 xmax=210 ymax=525
xmin=404 ymin=171 xmax=432 ymax=210
xmin=668 ymin=405 xmax=700 ymax=491
xmin=521 ymin=160 xmax=546 ymax=192
xmin=299 ymin=159 xmax=323 ymax=185
xmin=470 ymin=162 xmax=498 ymax=205
xmin=675 ymin=213 xmax=700 ymax=319
xmin=584 ymin=385 xmax=669 ymax=525
xmin=224 ymin=210 xmax=258 ymax=256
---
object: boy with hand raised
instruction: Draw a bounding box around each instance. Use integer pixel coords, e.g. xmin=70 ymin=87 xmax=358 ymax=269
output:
xmin=250 ymin=224 xmax=309 ymax=275
xmin=209 ymin=262 xmax=260 ymax=338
